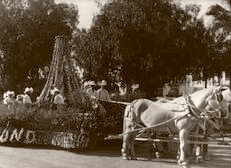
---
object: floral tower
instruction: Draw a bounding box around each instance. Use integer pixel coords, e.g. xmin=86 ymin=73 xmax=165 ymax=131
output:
xmin=39 ymin=35 xmax=84 ymax=106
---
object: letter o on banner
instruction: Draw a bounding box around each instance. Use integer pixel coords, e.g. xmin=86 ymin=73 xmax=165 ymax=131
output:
xmin=25 ymin=130 xmax=36 ymax=144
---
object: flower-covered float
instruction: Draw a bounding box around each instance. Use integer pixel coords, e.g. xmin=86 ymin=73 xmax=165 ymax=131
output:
xmin=0 ymin=100 xmax=98 ymax=149
xmin=0 ymin=36 xmax=124 ymax=150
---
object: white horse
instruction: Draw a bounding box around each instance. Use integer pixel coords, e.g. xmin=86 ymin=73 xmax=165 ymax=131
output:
xmin=121 ymin=86 xmax=230 ymax=167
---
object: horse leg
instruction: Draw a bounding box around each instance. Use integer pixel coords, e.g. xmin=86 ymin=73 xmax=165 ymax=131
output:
xmin=122 ymin=105 xmax=132 ymax=160
xmin=122 ymin=133 xmax=130 ymax=160
xmin=193 ymin=124 xmax=203 ymax=162
xmin=122 ymin=119 xmax=135 ymax=160
xmin=195 ymin=145 xmax=202 ymax=163
xmin=178 ymin=128 xmax=189 ymax=166
xmin=152 ymin=142 xmax=161 ymax=158
xmin=129 ymin=133 xmax=137 ymax=160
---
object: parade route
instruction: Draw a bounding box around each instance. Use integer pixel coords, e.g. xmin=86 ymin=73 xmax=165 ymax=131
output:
xmin=0 ymin=142 xmax=230 ymax=168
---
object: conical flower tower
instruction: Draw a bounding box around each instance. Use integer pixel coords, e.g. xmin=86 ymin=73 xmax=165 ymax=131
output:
xmin=39 ymin=35 xmax=84 ymax=106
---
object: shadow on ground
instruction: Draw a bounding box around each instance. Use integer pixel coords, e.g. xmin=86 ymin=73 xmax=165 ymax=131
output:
xmin=71 ymin=140 xmax=231 ymax=168
xmin=1 ymin=139 xmax=230 ymax=168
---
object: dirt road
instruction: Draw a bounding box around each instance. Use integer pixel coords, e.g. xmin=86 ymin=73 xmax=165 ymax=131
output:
xmin=0 ymin=141 xmax=230 ymax=168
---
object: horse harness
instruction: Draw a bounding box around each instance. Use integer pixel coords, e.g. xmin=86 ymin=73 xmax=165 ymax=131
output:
xmin=124 ymin=99 xmax=144 ymax=131
xmin=185 ymin=89 xmax=226 ymax=117
xmin=184 ymin=90 xmax=227 ymax=131
xmin=123 ymin=89 xmax=227 ymax=135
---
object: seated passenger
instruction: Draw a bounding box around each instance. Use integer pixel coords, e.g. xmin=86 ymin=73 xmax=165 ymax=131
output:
xmin=23 ymin=87 xmax=33 ymax=108
xmin=50 ymin=87 xmax=64 ymax=110
xmin=3 ymin=91 xmax=15 ymax=109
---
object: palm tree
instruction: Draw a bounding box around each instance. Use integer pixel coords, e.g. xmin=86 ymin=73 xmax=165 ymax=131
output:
xmin=206 ymin=1 xmax=231 ymax=31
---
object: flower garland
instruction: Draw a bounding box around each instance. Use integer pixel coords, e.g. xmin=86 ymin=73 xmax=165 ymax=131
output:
xmin=0 ymin=128 xmax=9 ymax=143
xmin=51 ymin=132 xmax=63 ymax=146
xmin=24 ymin=130 xmax=36 ymax=144
xmin=9 ymin=128 xmax=24 ymax=142
xmin=0 ymin=127 xmax=91 ymax=149
xmin=77 ymin=130 xmax=90 ymax=148
xmin=63 ymin=133 xmax=75 ymax=149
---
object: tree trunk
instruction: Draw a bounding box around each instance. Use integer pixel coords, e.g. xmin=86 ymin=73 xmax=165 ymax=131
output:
xmin=203 ymin=68 xmax=208 ymax=88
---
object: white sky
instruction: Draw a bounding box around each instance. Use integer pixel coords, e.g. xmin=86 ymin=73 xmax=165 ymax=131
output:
xmin=55 ymin=0 xmax=107 ymax=29
xmin=55 ymin=0 xmax=230 ymax=29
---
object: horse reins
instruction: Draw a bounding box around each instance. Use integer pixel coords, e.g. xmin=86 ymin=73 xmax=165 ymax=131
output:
xmin=120 ymin=89 xmax=226 ymax=136
xmin=118 ymin=113 xmax=189 ymax=137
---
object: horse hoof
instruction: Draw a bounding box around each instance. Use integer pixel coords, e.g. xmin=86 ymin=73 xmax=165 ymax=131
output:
xmin=177 ymin=160 xmax=182 ymax=166
xmin=155 ymin=152 xmax=161 ymax=158
xmin=122 ymin=156 xmax=129 ymax=160
xmin=181 ymin=165 xmax=191 ymax=168
xmin=195 ymin=156 xmax=202 ymax=163
xmin=122 ymin=153 xmax=129 ymax=160
xmin=181 ymin=161 xmax=189 ymax=166
xmin=177 ymin=159 xmax=188 ymax=166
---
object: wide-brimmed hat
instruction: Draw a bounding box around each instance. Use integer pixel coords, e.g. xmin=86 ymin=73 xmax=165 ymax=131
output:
xmin=53 ymin=87 xmax=60 ymax=93
xmin=99 ymin=80 xmax=107 ymax=86
xmin=50 ymin=87 xmax=60 ymax=95
xmin=3 ymin=91 xmax=15 ymax=98
xmin=24 ymin=87 xmax=33 ymax=94
xmin=83 ymin=81 xmax=90 ymax=87
xmin=89 ymin=81 xmax=96 ymax=86
xmin=6 ymin=91 xmax=15 ymax=97
xmin=3 ymin=92 xmax=8 ymax=99
xmin=16 ymin=94 xmax=24 ymax=100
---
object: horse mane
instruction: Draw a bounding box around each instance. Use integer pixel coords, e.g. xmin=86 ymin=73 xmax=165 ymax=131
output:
xmin=172 ymin=87 xmax=216 ymax=108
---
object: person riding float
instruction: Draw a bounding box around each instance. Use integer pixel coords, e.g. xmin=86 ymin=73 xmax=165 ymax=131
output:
xmin=86 ymin=81 xmax=97 ymax=99
xmin=3 ymin=91 xmax=15 ymax=109
xmin=96 ymin=80 xmax=111 ymax=116
xmin=86 ymin=81 xmax=98 ymax=109
xmin=162 ymin=83 xmax=171 ymax=99
xmin=50 ymin=87 xmax=64 ymax=110
xmin=97 ymin=80 xmax=111 ymax=101
xmin=15 ymin=94 xmax=24 ymax=104
xmin=23 ymin=87 xmax=33 ymax=109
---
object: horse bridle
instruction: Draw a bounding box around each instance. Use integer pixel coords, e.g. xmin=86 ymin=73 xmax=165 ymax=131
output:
xmin=185 ymin=88 xmax=226 ymax=119
xmin=203 ymin=89 xmax=226 ymax=119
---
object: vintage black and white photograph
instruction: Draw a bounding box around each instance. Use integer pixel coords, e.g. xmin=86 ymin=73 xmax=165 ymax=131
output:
xmin=0 ymin=0 xmax=230 ymax=168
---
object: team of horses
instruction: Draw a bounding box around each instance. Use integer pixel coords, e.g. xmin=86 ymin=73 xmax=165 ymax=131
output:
xmin=121 ymin=85 xmax=231 ymax=167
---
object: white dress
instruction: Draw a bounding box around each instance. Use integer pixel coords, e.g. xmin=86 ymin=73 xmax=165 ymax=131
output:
xmin=23 ymin=94 xmax=32 ymax=104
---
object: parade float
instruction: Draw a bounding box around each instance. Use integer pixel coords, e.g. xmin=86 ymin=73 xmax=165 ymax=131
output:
xmin=0 ymin=35 xmax=125 ymax=150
